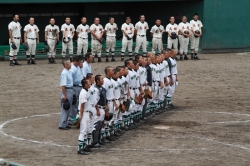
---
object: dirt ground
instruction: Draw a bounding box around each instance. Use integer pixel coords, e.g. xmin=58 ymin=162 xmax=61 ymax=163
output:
xmin=1 ymin=53 xmax=250 ymax=166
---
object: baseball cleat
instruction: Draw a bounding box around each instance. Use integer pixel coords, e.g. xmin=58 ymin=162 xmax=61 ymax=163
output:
xmin=78 ymin=149 xmax=90 ymax=155
xmin=184 ymin=56 xmax=189 ymax=60
xmin=180 ymin=56 xmax=183 ymax=60
xmin=27 ymin=60 xmax=31 ymax=65
xmin=106 ymin=58 xmax=109 ymax=62
xmin=58 ymin=127 xmax=69 ymax=130
xmin=111 ymin=58 xmax=115 ymax=62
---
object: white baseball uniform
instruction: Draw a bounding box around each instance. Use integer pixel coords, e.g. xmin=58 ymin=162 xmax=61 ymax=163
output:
xmin=162 ymin=58 xmax=172 ymax=94
xmin=158 ymin=62 xmax=165 ymax=101
xmin=190 ymin=20 xmax=203 ymax=51
xmin=45 ymin=24 xmax=60 ymax=56
xmin=111 ymin=78 xmax=121 ymax=124
xmin=134 ymin=21 xmax=149 ymax=55
xmin=76 ymin=24 xmax=90 ymax=56
xmin=150 ymin=25 xmax=165 ymax=54
xmin=105 ymin=23 xmax=118 ymax=54
xmin=90 ymin=24 xmax=103 ymax=57
xmin=88 ymin=84 xmax=99 ymax=133
xmin=121 ymin=23 xmax=134 ymax=57
xmin=166 ymin=23 xmax=178 ymax=51
xmin=178 ymin=22 xmax=190 ymax=54
xmin=150 ymin=63 xmax=160 ymax=103
xmin=78 ymin=88 xmax=91 ymax=142
xmin=103 ymin=77 xmax=114 ymax=113
xmin=138 ymin=66 xmax=147 ymax=109
xmin=167 ymin=57 xmax=178 ymax=99
xmin=24 ymin=24 xmax=39 ymax=56
xmin=61 ymin=23 xmax=75 ymax=56
xmin=8 ymin=21 xmax=22 ymax=56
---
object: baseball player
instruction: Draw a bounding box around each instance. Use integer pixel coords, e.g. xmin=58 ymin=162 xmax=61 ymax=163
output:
xmin=190 ymin=13 xmax=203 ymax=60
xmin=166 ymin=16 xmax=179 ymax=58
xmin=8 ymin=14 xmax=22 ymax=66
xmin=178 ymin=16 xmax=191 ymax=60
xmin=167 ymin=49 xmax=178 ymax=107
xmin=143 ymin=55 xmax=152 ymax=118
xmin=90 ymin=17 xmax=104 ymax=63
xmin=104 ymin=17 xmax=118 ymax=62
xmin=68 ymin=56 xmax=81 ymax=125
xmin=134 ymin=15 xmax=149 ymax=56
xmin=150 ymin=19 xmax=165 ymax=54
xmin=59 ymin=59 xmax=73 ymax=130
xmin=82 ymin=53 xmax=93 ymax=78
xmin=121 ymin=17 xmax=134 ymax=60
xmin=24 ymin=17 xmax=39 ymax=65
xmin=45 ymin=18 xmax=60 ymax=64
xmin=77 ymin=79 xmax=91 ymax=155
xmin=61 ymin=17 xmax=75 ymax=63
xmin=76 ymin=17 xmax=90 ymax=59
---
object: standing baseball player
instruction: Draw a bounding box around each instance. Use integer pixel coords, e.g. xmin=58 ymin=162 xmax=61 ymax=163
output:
xmin=190 ymin=13 xmax=203 ymax=60
xmin=76 ymin=17 xmax=90 ymax=59
xmin=8 ymin=14 xmax=22 ymax=66
xmin=121 ymin=17 xmax=134 ymax=60
xmin=134 ymin=15 xmax=149 ymax=57
xmin=45 ymin=18 xmax=60 ymax=64
xmin=150 ymin=19 xmax=165 ymax=54
xmin=90 ymin=17 xmax=104 ymax=62
xmin=178 ymin=16 xmax=191 ymax=60
xmin=24 ymin=17 xmax=39 ymax=65
xmin=166 ymin=16 xmax=179 ymax=58
xmin=82 ymin=53 xmax=93 ymax=78
xmin=104 ymin=17 xmax=118 ymax=62
xmin=61 ymin=17 xmax=75 ymax=63
xmin=59 ymin=59 xmax=73 ymax=130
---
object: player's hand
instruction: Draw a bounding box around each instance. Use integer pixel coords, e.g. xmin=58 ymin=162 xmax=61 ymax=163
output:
xmin=24 ymin=41 xmax=27 ymax=44
xmin=105 ymin=104 xmax=109 ymax=111
xmin=96 ymin=109 xmax=100 ymax=116
xmin=105 ymin=111 xmax=109 ymax=117
xmin=20 ymin=38 xmax=22 ymax=43
xmin=62 ymin=95 xmax=67 ymax=101
xmin=140 ymin=89 xmax=144 ymax=95
xmin=36 ymin=39 xmax=39 ymax=44
xmin=170 ymin=80 xmax=174 ymax=85
xmin=165 ymin=81 xmax=169 ymax=86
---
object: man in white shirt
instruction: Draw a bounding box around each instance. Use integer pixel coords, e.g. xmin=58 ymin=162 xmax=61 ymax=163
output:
xmin=166 ymin=16 xmax=179 ymax=56
xmin=150 ymin=19 xmax=165 ymax=54
xmin=121 ymin=17 xmax=135 ymax=60
xmin=178 ymin=16 xmax=191 ymax=60
xmin=8 ymin=14 xmax=22 ymax=66
xmin=76 ymin=17 xmax=90 ymax=59
xmin=90 ymin=17 xmax=104 ymax=63
xmin=61 ymin=17 xmax=75 ymax=63
xmin=134 ymin=15 xmax=149 ymax=56
xmin=105 ymin=17 xmax=118 ymax=62
xmin=45 ymin=18 xmax=60 ymax=64
xmin=24 ymin=17 xmax=39 ymax=65
xmin=190 ymin=13 xmax=203 ymax=60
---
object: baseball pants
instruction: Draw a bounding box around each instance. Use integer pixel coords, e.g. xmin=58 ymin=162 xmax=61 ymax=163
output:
xmin=106 ymin=36 xmax=116 ymax=53
xmin=134 ymin=35 xmax=147 ymax=55
xmin=107 ymin=100 xmax=114 ymax=114
xmin=121 ymin=36 xmax=133 ymax=55
xmin=167 ymin=74 xmax=177 ymax=98
xmin=167 ymin=37 xmax=178 ymax=51
xmin=78 ymin=111 xmax=91 ymax=141
xmin=9 ymin=38 xmax=20 ymax=56
xmin=62 ymin=40 xmax=73 ymax=56
xmin=68 ymin=86 xmax=80 ymax=123
xmin=47 ymin=38 xmax=57 ymax=57
xmin=152 ymin=38 xmax=163 ymax=54
xmin=59 ymin=89 xmax=73 ymax=128
xmin=178 ymin=35 xmax=189 ymax=54
xmin=89 ymin=106 xmax=97 ymax=133
xmin=77 ymin=37 xmax=88 ymax=56
xmin=91 ymin=39 xmax=102 ymax=57
xmin=26 ymin=39 xmax=36 ymax=56
xmin=190 ymin=33 xmax=200 ymax=52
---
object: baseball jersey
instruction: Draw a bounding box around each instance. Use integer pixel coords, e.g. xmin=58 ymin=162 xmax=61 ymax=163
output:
xmin=150 ymin=64 xmax=160 ymax=82
xmin=163 ymin=59 xmax=171 ymax=77
xmin=76 ymin=24 xmax=90 ymax=38
xmin=121 ymin=23 xmax=134 ymax=36
xmin=90 ymin=24 xmax=103 ymax=39
xmin=122 ymin=75 xmax=129 ymax=95
xmin=60 ymin=68 xmax=73 ymax=87
xmin=103 ymin=77 xmax=114 ymax=100
xmin=135 ymin=21 xmax=149 ymax=35
xmin=127 ymin=69 xmax=137 ymax=89
xmin=178 ymin=22 xmax=190 ymax=33
xmin=69 ymin=63 xmax=81 ymax=85
xmin=8 ymin=21 xmax=22 ymax=38
xmin=82 ymin=61 xmax=92 ymax=78
xmin=139 ymin=66 xmax=147 ymax=85
xmin=78 ymin=88 xmax=91 ymax=111
xmin=112 ymin=79 xmax=121 ymax=99
xmin=117 ymin=77 xmax=124 ymax=97
xmin=105 ymin=23 xmax=118 ymax=37
xmin=158 ymin=63 xmax=165 ymax=84
xmin=61 ymin=23 xmax=75 ymax=38
xmin=169 ymin=57 xmax=178 ymax=75
xmin=24 ymin=24 xmax=39 ymax=38
xmin=190 ymin=20 xmax=203 ymax=31
xmin=166 ymin=23 xmax=178 ymax=36
xmin=45 ymin=24 xmax=60 ymax=40
xmin=88 ymin=84 xmax=98 ymax=105
xmin=150 ymin=25 xmax=165 ymax=38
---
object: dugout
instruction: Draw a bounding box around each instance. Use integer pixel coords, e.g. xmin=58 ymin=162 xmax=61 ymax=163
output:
xmin=0 ymin=0 xmax=249 ymax=55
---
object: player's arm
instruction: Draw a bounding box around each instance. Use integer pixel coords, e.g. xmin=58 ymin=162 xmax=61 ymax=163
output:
xmin=150 ymin=27 xmax=154 ymax=38
xmin=100 ymin=27 xmax=104 ymax=38
xmin=76 ymin=27 xmax=79 ymax=39
xmin=9 ymin=29 xmax=13 ymax=43
xmin=61 ymin=86 xmax=67 ymax=101
xmin=36 ymin=32 xmax=39 ymax=44
xmin=91 ymin=30 xmax=99 ymax=40
xmin=79 ymin=102 xmax=85 ymax=120
xmin=199 ymin=28 xmax=202 ymax=36
xmin=24 ymin=31 xmax=27 ymax=44
xmin=45 ymin=29 xmax=48 ymax=41
xmin=57 ymin=31 xmax=60 ymax=43
xmin=166 ymin=26 xmax=171 ymax=36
